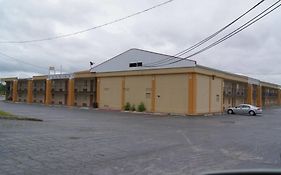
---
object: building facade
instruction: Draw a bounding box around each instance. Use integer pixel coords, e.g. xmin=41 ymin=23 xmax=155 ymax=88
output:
xmin=2 ymin=49 xmax=281 ymax=115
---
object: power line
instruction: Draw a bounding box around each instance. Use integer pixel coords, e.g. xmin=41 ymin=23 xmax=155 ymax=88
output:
xmin=0 ymin=51 xmax=47 ymax=74
xmin=0 ymin=0 xmax=175 ymax=44
xmin=144 ymin=0 xmax=265 ymax=67
xmin=149 ymin=0 xmax=281 ymax=67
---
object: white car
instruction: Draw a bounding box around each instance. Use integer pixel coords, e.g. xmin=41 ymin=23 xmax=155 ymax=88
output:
xmin=227 ymin=104 xmax=262 ymax=116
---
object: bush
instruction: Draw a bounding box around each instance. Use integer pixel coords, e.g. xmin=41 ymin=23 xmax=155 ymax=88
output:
xmin=137 ymin=102 xmax=146 ymax=112
xmin=124 ymin=102 xmax=131 ymax=111
xmin=130 ymin=104 xmax=136 ymax=111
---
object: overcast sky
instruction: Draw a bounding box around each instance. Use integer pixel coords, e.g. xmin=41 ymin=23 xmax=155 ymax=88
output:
xmin=0 ymin=0 xmax=280 ymax=84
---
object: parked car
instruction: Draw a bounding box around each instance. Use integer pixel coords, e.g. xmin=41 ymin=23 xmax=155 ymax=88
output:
xmin=227 ymin=104 xmax=262 ymax=116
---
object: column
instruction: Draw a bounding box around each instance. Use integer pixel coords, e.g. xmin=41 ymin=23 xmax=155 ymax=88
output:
xmin=12 ymin=80 xmax=18 ymax=102
xmin=96 ymin=78 xmax=100 ymax=108
xmin=257 ymin=85 xmax=262 ymax=107
xmin=121 ymin=77 xmax=125 ymax=110
xmin=67 ymin=78 xmax=75 ymax=106
xmin=27 ymin=80 xmax=33 ymax=103
xmin=188 ymin=73 xmax=197 ymax=115
xmin=247 ymin=84 xmax=253 ymax=105
xmin=45 ymin=79 xmax=52 ymax=105
xmin=151 ymin=75 xmax=156 ymax=112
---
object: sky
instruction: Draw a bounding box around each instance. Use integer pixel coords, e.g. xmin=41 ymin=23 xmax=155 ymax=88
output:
xmin=0 ymin=0 xmax=280 ymax=84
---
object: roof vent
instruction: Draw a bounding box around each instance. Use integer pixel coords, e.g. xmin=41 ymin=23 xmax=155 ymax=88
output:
xmin=129 ymin=62 xmax=142 ymax=67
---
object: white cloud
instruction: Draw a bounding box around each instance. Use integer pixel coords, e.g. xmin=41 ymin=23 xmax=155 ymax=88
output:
xmin=0 ymin=0 xmax=280 ymax=84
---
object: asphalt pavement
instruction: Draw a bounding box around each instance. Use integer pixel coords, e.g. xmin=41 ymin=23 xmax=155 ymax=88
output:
xmin=0 ymin=101 xmax=281 ymax=175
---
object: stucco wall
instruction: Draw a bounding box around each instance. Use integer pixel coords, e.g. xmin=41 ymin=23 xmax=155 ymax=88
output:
xmin=210 ymin=77 xmax=223 ymax=113
xmin=196 ymin=74 xmax=209 ymax=114
xmin=155 ymin=74 xmax=188 ymax=114
xmin=99 ymin=77 xmax=122 ymax=109
xmin=124 ymin=76 xmax=152 ymax=111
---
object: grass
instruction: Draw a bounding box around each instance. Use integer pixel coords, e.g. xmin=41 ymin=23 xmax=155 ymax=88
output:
xmin=0 ymin=109 xmax=43 ymax=122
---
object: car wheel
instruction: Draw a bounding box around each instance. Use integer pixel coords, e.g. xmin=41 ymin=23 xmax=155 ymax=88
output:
xmin=227 ymin=109 xmax=233 ymax=114
xmin=249 ymin=110 xmax=256 ymax=116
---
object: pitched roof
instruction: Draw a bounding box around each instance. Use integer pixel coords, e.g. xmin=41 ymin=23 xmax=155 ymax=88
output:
xmin=91 ymin=48 xmax=196 ymax=73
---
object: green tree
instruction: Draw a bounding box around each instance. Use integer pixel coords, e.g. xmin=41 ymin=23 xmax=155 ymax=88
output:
xmin=0 ymin=83 xmax=5 ymax=95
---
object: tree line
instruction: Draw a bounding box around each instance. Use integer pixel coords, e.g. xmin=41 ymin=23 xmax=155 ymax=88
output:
xmin=0 ymin=83 xmax=5 ymax=95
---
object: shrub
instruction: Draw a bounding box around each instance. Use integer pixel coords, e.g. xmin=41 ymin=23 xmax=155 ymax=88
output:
xmin=124 ymin=102 xmax=131 ymax=111
xmin=137 ymin=102 xmax=146 ymax=112
xmin=130 ymin=104 xmax=136 ymax=111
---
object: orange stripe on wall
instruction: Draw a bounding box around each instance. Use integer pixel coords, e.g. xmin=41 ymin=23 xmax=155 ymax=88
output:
xmin=151 ymin=75 xmax=156 ymax=112
xmin=27 ymin=80 xmax=33 ymax=103
xmin=257 ymin=85 xmax=262 ymax=107
xmin=188 ymin=73 xmax=196 ymax=115
xmin=67 ymin=79 xmax=75 ymax=106
xmin=12 ymin=80 xmax=18 ymax=102
xmin=96 ymin=78 xmax=100 ymax=106
xmin=209 ymin=77 xmax=211 ymax=113
xmin=45 ymin=80 xmax=52 ymax=105
xmin=247 ymin=84 xmax=253 ymax=105
xmin=121 ymin=77 xmax=125 ymax=110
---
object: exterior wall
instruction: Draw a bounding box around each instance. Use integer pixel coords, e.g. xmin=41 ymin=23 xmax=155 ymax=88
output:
xmin=33 ymin=80 xmax=45 ymax=103
xmin=74 ymin=78 xmax=96 ymax=107
xmin=17 ymin=80 xmax=28 ymax=102
xmin=51 ymin=79 xmax=68 ymax=105
xmin=52 ymin=93 xmax=67 ymax=105
xmin=3 ymin=63 xmax=281 ymax=115
xmin=196 ymin=74 xmax=209 ymax=114
xmin=75 ymin=94 xmax=91 ymax=107
xmin=223 ymin=96 xmax=232 ymax=109
xmin=195 ymin=74 xmax=222 ymax=114
xmin=210 ymin=76 xmax=223 ymax=113
xmin=155 ymin=74 xmax=188 ymax=114
xmin=262 ymin=86 xmax=278 ymax=106
xmin=45 ymin=80 xmax=52 ymax=105
xmin=252 ymin=85 xmax=258 ymax=106
xmin=99 ymin=77 xmax=122 ymax=109
xmin=235 ymin=97 xmax=245 ymax=106
xmin=124 ymin=76 xmax=152 ymax=112
xmin=33 ymin=93 xmax=45 ymax=103
xmin=223 ymin=80 xmax=247 ymax=109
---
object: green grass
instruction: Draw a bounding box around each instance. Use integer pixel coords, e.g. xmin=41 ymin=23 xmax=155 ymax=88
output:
xmin=0 ymin=109 xmax=43 ymax=122
xmin=0 ymin=110 xmax=14 ymax=117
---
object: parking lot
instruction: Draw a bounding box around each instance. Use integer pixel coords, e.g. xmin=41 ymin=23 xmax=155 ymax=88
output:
xmin=0 ymin=101 xmax=281 ymax=175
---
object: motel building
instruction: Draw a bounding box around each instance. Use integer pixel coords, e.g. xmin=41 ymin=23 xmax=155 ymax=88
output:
xmin=2 ymin=48 xmax=281 ymax=115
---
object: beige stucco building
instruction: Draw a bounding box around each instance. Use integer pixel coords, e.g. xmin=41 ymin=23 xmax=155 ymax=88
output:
xmin=2 ymin=49 xmax=281 ymax=115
